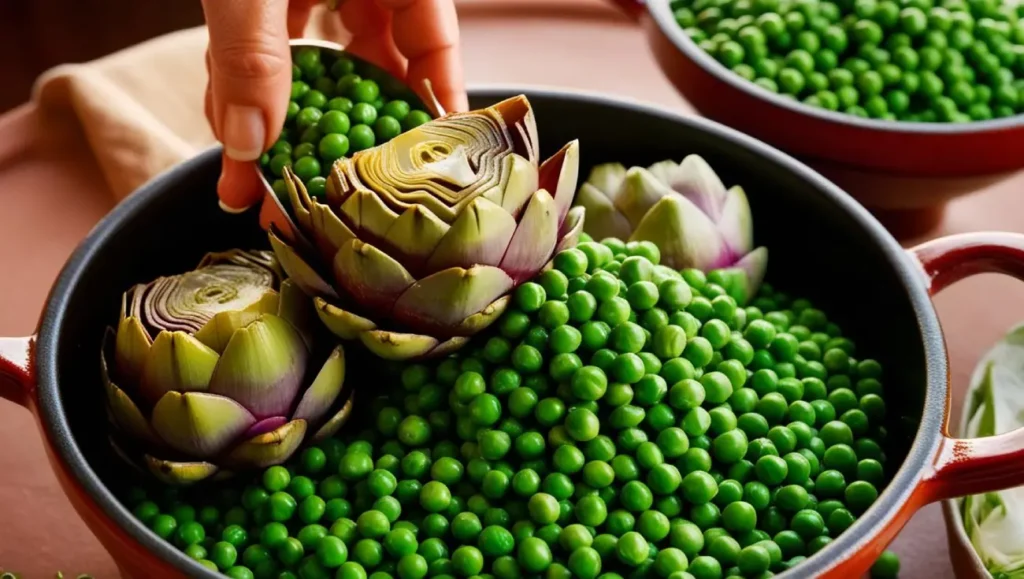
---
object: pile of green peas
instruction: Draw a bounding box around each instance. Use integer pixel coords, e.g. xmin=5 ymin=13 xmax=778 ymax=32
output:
xmin=259 ymin=46 xmax=434 ymax=203
xmin=123 ymin=235 xmax=901 ymax=579
xmin=672 ymin=0 xmax=1024 ymax=121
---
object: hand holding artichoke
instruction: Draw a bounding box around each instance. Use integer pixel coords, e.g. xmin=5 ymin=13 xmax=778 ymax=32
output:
xmin=101 ymin=250 xmax=352 ymax=485
xmin=269 ymin=95 xmax=585 ymax=361
xmin=575 ymin=154 xmax=767 ymax=303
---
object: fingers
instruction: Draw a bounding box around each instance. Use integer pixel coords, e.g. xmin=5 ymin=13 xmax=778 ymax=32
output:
xmin=380 ymin=0 xmax=468 ymax=113
xmin=217 ymin=154 xmax=268 ymax=215
xmin=202 ymin=0 xmax=292 ymax=210
xmin=338 ymin=0 xmax=406 ymax=80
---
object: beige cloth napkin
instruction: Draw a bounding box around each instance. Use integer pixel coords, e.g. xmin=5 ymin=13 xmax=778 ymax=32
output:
xmin=30 ymin=7 xmax=347 ymax=202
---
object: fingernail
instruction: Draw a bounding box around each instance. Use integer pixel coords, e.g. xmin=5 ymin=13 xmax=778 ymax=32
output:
xmin=223 ymin=104 xmax=265 ymax=161
xmin=219 ymin=200 xmax=250 ymax=214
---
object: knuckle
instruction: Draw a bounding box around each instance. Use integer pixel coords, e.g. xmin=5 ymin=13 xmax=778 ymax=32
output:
xmin=213 ymin=42 xmax=290 ymax=81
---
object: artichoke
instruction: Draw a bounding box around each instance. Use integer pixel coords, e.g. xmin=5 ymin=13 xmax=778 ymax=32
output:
xmin=268 ymin=95 xmax=585 ymax=361
xmin=574 ymin=154 xmax=768 ymax=303
xmin=101 ymin=249 xmax=352 ymax=485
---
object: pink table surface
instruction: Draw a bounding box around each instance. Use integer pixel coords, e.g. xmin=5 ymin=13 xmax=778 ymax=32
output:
xmin=2 ymin=0 xmax=1024 ymax=576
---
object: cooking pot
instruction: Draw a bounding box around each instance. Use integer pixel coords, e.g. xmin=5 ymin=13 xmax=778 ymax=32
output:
xmin=2 ymin=86 xmax=1024 ymax=578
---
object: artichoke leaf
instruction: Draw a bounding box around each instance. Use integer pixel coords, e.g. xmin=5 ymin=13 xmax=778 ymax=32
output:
xmin=574 ymin=183 xmax=633 ymax=241
xmin=268 ymin=227 xmax=340 ymax=300
xmin=613 ymin=167 xmax=674 ymax=229
xmin=629 ymin=195 xmax=725 ymax=271
xmin=104 ymin=379 xmax=160 ymax=446
xmin=207 ymin=314 xmax=308 ymax=419
xmin=339 ymin=189 xmax=402 ymax=243
xmin=293 ymin=346 xmax=347 ymax=426
xmin=193 ymin=310 xmax=265 ymax=354
xmin=382 ymin=205 xmax=451 ymax=270
xmin=276 ymin=279 xmax=316 ymax=350
xmin=138 ymin=331 xmax=220 ymax=404
xmin=426 ymin=196 xmax=517 ymax=271
xmin=221 ymin=419 xmax=307 ymax=469
xmin=484 ymin=153 xmax=538 ymax=217
xmin=150 ymin=391 xmax=256 ymax=458
xmin=360 ymin=330 xmax=441 ymax=361
xmin=499 ymin=189 xmax=559 ymax=284
xmin=333 ymin=239 xmax=416 ymax=312
xmin=555 ymin=206 xmax=586 ymax=254
xmin=144 ymin=455 xmax=220 ymax=486
xmin=717 ymin=185 xmax=755 ymax=256
xmin=311 ymin=393 xmax=356 ymax=442
xmin=455 ymin=295 xmax=511 ymax=335
xmin=392 ymin=265 xmax=514 ymax=331
xmin=314 ymin=297 xmax=378 ymax=340
xmin=115 ymin=314 xmax=152 ymax=384
xmin=538 ymin=140 xmax=580 ymax=223
xmin=647 ymin=159 xmax=683 ymax=185
xmin=585 ymin=163 xmax=627 ymax=200
xmin=666 ymin=154 xmax=730 ymax=221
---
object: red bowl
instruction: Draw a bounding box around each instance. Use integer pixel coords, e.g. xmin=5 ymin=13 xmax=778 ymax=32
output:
xmin=609 ymin=0 xmax=1024 ymax=236
xmin=4 ymin=86 xmax=1024 ymax=578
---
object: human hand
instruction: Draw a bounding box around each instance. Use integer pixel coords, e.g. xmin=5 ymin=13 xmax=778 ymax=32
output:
xmin=201 ymin=0 xmax=468 ymax=213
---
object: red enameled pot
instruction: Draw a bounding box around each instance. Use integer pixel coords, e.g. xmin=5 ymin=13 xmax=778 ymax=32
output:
xmin=606 ymin=0 xmax=1024 ymax=237
xmin=2 ymin=86 xmax=1024 ymax=578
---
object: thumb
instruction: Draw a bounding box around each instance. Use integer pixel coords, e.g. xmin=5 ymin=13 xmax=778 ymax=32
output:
xmin=203 ymin=0 xmax=291 ymax=180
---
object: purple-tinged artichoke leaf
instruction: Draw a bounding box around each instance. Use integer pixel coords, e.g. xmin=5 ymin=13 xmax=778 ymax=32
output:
xmin=143 ymin=455 xmax=220 ymax=486
xmin=150 ymin=391 xmax=256 ymax=458
xmin=717 ymin=185 xmax=755 ymax=256
xmin=138 ymin=331 xmax=219 ymax=404
xmin=311 ymin=393 xmax=355 ymax=442
xmin=666 ymin=154 xmax=729 ymax=221
xmin=293 ymin=346 xmax=346 ymax=425
xmin=455 ymin=295 xmax=511 ymax=335
xmin=194 ymin=310 xmax=264 ymax=354
xmin=647 ymin=159 xmax=683 ymax=185
xmin=430 ymin=336 xmax=472 ymax=358
xmin=314 ymin=297 xmax=378 ymax=340
xmin=360 ymin=330 xmax=441 ymax=361
xmin=734 ymin=247 xmax=769 ymax=304
xmin=574 ymin=183 xmax=633 ymax=241
xmin=629 ymin=195 xmax=725 ymax=271
xmin=613 ymin=167 xmax=674 ymax=229
xmin=115 ymin=315 xmax=152 ymax=385
xmin=499 ymin=189 xmax=559 ymax=284
xmin=222 ymin=419 xmax=307 ymax=469
xmin=392 ymin=265 xmax=514 ymax=330
xmin=277 ymin=279 xmax=316 ymax=350
xmin=104 ymin=380 xmax=160 ymax=446
xmin=427 ymin=197 xmax=517 ymax=270
xmin=208 ymin=314 xmax=308 ymax=419
xmin=490 ymin=95 xmax=540 ymax=163
xmin=268 ymin=228 xmax=339 ymax=300
xmin=555 ymin=206 xmax=586 ymax=254
xmin=339 ymin=189 xmax=402 ymax=242
xmin=483 ymin=153 xmax=538 ymax=217
xmin=333 ymin=239 xmax=416 ymax=312
xmin=585 ymin=163 xmax=627 ymax=200
xmin=539 ymin=140 xmax=580 ymax=224
xmin=383 ymin=205 xmax=450 ymax=267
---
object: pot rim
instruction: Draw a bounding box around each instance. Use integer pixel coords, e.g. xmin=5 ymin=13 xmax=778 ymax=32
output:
xmin=31 ymin=84 xmax=948 ymax=577
xmin=643 ymin=0 xmax=1024 ymax=136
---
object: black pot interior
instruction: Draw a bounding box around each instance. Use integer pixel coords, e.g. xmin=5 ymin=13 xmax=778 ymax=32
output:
xmin=37 ymin=87 xmax=943 ymax=577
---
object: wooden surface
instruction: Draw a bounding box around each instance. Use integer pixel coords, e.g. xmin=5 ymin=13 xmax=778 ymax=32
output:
xmin=2 ymin=0 xmax=1024 ymax=576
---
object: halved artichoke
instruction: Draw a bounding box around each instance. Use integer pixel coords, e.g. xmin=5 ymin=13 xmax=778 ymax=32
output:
xmin=268 ymin=95 xmax=585 ymax=361
xmin=101 ymin=249 xmax=353 ymax=485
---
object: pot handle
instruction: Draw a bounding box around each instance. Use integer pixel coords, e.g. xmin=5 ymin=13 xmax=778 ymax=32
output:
xmin=0 ymin=336 xmax=34 ymax=408
xmin=909 ymin=232 xmax=1024 ymax=501
xmin=605 ymin=0 xmax=646 ymax=21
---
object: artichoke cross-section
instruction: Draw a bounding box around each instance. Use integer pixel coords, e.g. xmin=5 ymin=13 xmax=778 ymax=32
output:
xmin=100 ymin=249 xmax=354 ymax=485
xmin=268 ymin=94 xmax=586 ymax=360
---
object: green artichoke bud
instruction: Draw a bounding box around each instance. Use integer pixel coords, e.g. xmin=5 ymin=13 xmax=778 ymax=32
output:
xmin=101 ymin=249 xmax=352 ymax=485
xmin=269 ymin=95 xmax=585 ymax=361
xmin=575 ymin=154 xmax=768 ymax=303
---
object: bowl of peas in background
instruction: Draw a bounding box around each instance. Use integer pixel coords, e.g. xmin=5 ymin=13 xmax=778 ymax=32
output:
xmin=8 ymin=84 xmax=1024 ymax=578
xmin=254 ymin=39 xmax=439 ymax=231
xmin=608 ymin=0 xmax=1024 ymax=238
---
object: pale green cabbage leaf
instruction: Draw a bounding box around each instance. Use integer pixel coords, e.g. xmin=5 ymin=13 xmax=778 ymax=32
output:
xmin=962 ymin=323 xmax=1024 ymax=578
